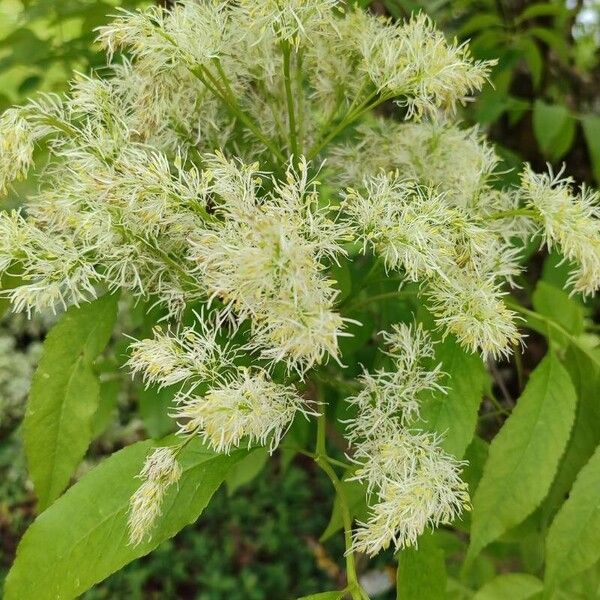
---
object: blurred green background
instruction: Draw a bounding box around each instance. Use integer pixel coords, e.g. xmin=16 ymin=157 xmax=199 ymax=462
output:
xmin=0 ymin=1 xmax=599 ymax=598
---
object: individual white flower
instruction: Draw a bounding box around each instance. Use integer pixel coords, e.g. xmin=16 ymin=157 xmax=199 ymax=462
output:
xmin=174 ymin=368 xmax=314 ymax=453
xmin=520 ymin=165 xmax=600 ymax=296
xmin=128 ymin=447 xmax=182 ymax=545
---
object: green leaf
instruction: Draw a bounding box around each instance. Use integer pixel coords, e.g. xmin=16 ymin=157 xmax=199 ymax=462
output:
xmin=458 ymin=14 xmax=503 ymax=37
xmin=417 ymin=338 xmax=487 ymax=459
xmin=473 ymin=573 xmax=543 ymax=599
xmin=532 ymin=280 xmax=585 ymax=341
xmin=225 ymin=447 xmax=269 ymax=495
xmin=518 ymin=36 xmax=543 ymax=89
xmin=582 ymin=115 xmax=600 ymax=184
xmin=546 ymin=444 xmax=600 ymax=589
xmin=397 ymin=533 xmax=446 ymax=599
xmin=138 ymin=384 xmax=177 ymax=439
xmin=529 ymin=27 xmax=570 ymax=62
xmin=4 ymin=439 xmax=249 ymax=600
xmin=466 ymin=352 xmax=576 ymax=565
xmin=24 ymin=294 xmax=118 ymax=511
xmin=542 ymin=344 xmax=600 ymax=524
xmin=321 ymin=473 xmax=368 ymax=542
xmin=517 ymin=2 xmax=567 ymax=22
xmin=296 ymin=592 xmax=345 ymax=600
xmin=532 ymin=100 xmax=575 ymax=161
xmin=91 ymin=378 xmax=120 ymax=438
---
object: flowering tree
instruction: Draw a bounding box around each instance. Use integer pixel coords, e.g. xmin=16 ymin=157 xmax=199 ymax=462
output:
xmin=1 ymin=1 xmax=599 ymax=598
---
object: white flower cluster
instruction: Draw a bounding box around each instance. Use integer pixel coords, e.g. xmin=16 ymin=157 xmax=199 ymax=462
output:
xmin=346 ymin=324 xmax=469 ymax=555
xmin=127 ymin=315 xmax=314 ymax=455
xmin=520 ymin=166 xmax=600 ymax=296
xmin=0 ymin=0 xmax=597 ymax=554
xmin=343 ymin=174 xmax=522 ymax=359
xmin=128 ymin=447 xmax=182 ymax=546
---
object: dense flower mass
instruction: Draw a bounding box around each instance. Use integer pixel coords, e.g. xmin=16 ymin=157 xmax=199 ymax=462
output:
xmin=0 ymin=0 xmax=598 ymax=554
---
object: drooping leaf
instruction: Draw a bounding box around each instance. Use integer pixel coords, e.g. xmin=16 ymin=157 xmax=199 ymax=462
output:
xmin=225 ymin=447 xmax=269 ymax=495
xmin=466 ymin=352 xmax=576 ymax=565
xmin=518 ymin=36 xmax=543 ymax=89
xmin=24 ymin=294 xmax=119 ymax=510
xmin=321 ymin=473 xmax=369 ymax=542
xmin=473 ymin=573 xmax=543 ymax=600
xmin=542 ymin=344 xmax=600 ymax=523
xmin=396 ymin=533 xmax=446 ymax=599
xmin=545 ymin=444 xmax=600 ymax=589
xmin=4 ymin=439 xmax=249 ymax=600
xmin=532 ymin=100 xmax=575 ymax=161
xmin=458 ymin=14 xmax=503 ymax=37
xmin=417 ymin=338 xmax=487 ymax=459
xmin=532 ymin=280 xmax=585 ymax=342
xmin=582 ymin=114 xmax=600 ymax=184
xmin=517 ymin=2 xmax=567 ymax=22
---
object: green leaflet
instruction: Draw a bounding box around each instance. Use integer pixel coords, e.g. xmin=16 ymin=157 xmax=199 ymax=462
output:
xmin=225 ymin=446 xmax=269 ymax=495
xmin=542 ymin=344 xmax=600 ymax=523
xmin=321 ymin=472 xmax=369 ymax=542
xmin=532 ymin=281 xmax=585 ymax=340
xmin=24 ymin=294 xmax=119 ymax=511
xmin=465 ymin=352 xmax=576 ymax=565
xmin=396 ymin=533 xmax=446 ymax=599
xmin=473 ymin=573 xmax=543 ymax=600
xmin=545 ymin=444 xmax=600 ymax=590
xmin=417 ymin=338 xmax=487 ymax=459
xmin=532 ymin=100 xmax=575 ymax=161
xmin=582 ymin=114 xmax=600 ymax=184
xmin=4 ymin=438 xmax=250 ymax=600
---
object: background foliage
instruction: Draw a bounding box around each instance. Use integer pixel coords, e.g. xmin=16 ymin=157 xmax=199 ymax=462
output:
xmin=1 ymin=0 xmax=599 ymax=598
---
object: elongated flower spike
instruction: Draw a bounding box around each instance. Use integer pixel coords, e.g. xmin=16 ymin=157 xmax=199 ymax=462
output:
xmin=345 ymin=325 xmax=469 ymax=555
xmin=174 ymin=368 xmax=316 ymax=453
xmin=128 ymin=447 xmax=182 ymax=545
xmin=520 ymin=165 xmax=600 ymax=297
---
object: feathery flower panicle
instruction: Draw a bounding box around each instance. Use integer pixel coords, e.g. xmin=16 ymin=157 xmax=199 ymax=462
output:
xmin=236 ymin=0 xmax=340 ymax=48
xmin=128 ymin=447 xmax=182 ymax=545
xmin=427 ymin=267 xmax=521 ymax=360
xmin=0 ymin=108 xmax=35 ymax=194
xmin=174 ymin=368 xmax=314 ymax=453
xmin=344 ymin=175 xmax=456 ymax=280
xmin=520 ymin=165 xmax=600 ymax=296
xmin=344 ymin=325 xmax=468 ymax=555
xmin=249 ymin=300 xmax=348 ymax=374
xmin=331 ymin=120 xmax=499 ymax=208
xmin=190 ymin=156 xmax=349 ymax=374
xmin=98 ymin=3 xmax=230 ymax=71
xmin=127 ymin=316 xmax=241 ymax=389
xmin=347 ymin=323 xmax=444 ymax=436
xmin=354 ymin=13 xmax=494 ymax=118
xmin=351 ymin=430 xmax=469 ymax=555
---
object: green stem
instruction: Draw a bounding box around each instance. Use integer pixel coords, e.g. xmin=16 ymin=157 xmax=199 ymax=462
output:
xmin=308 ymin=92 xmax=386 ymax=161
xmin=314 ymin=397 xmax=365 ymax=600
xmin=193 ymin=63 xmax=286 ymax=164
xmin=281 ymin=41 xmax=299 ymax=159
